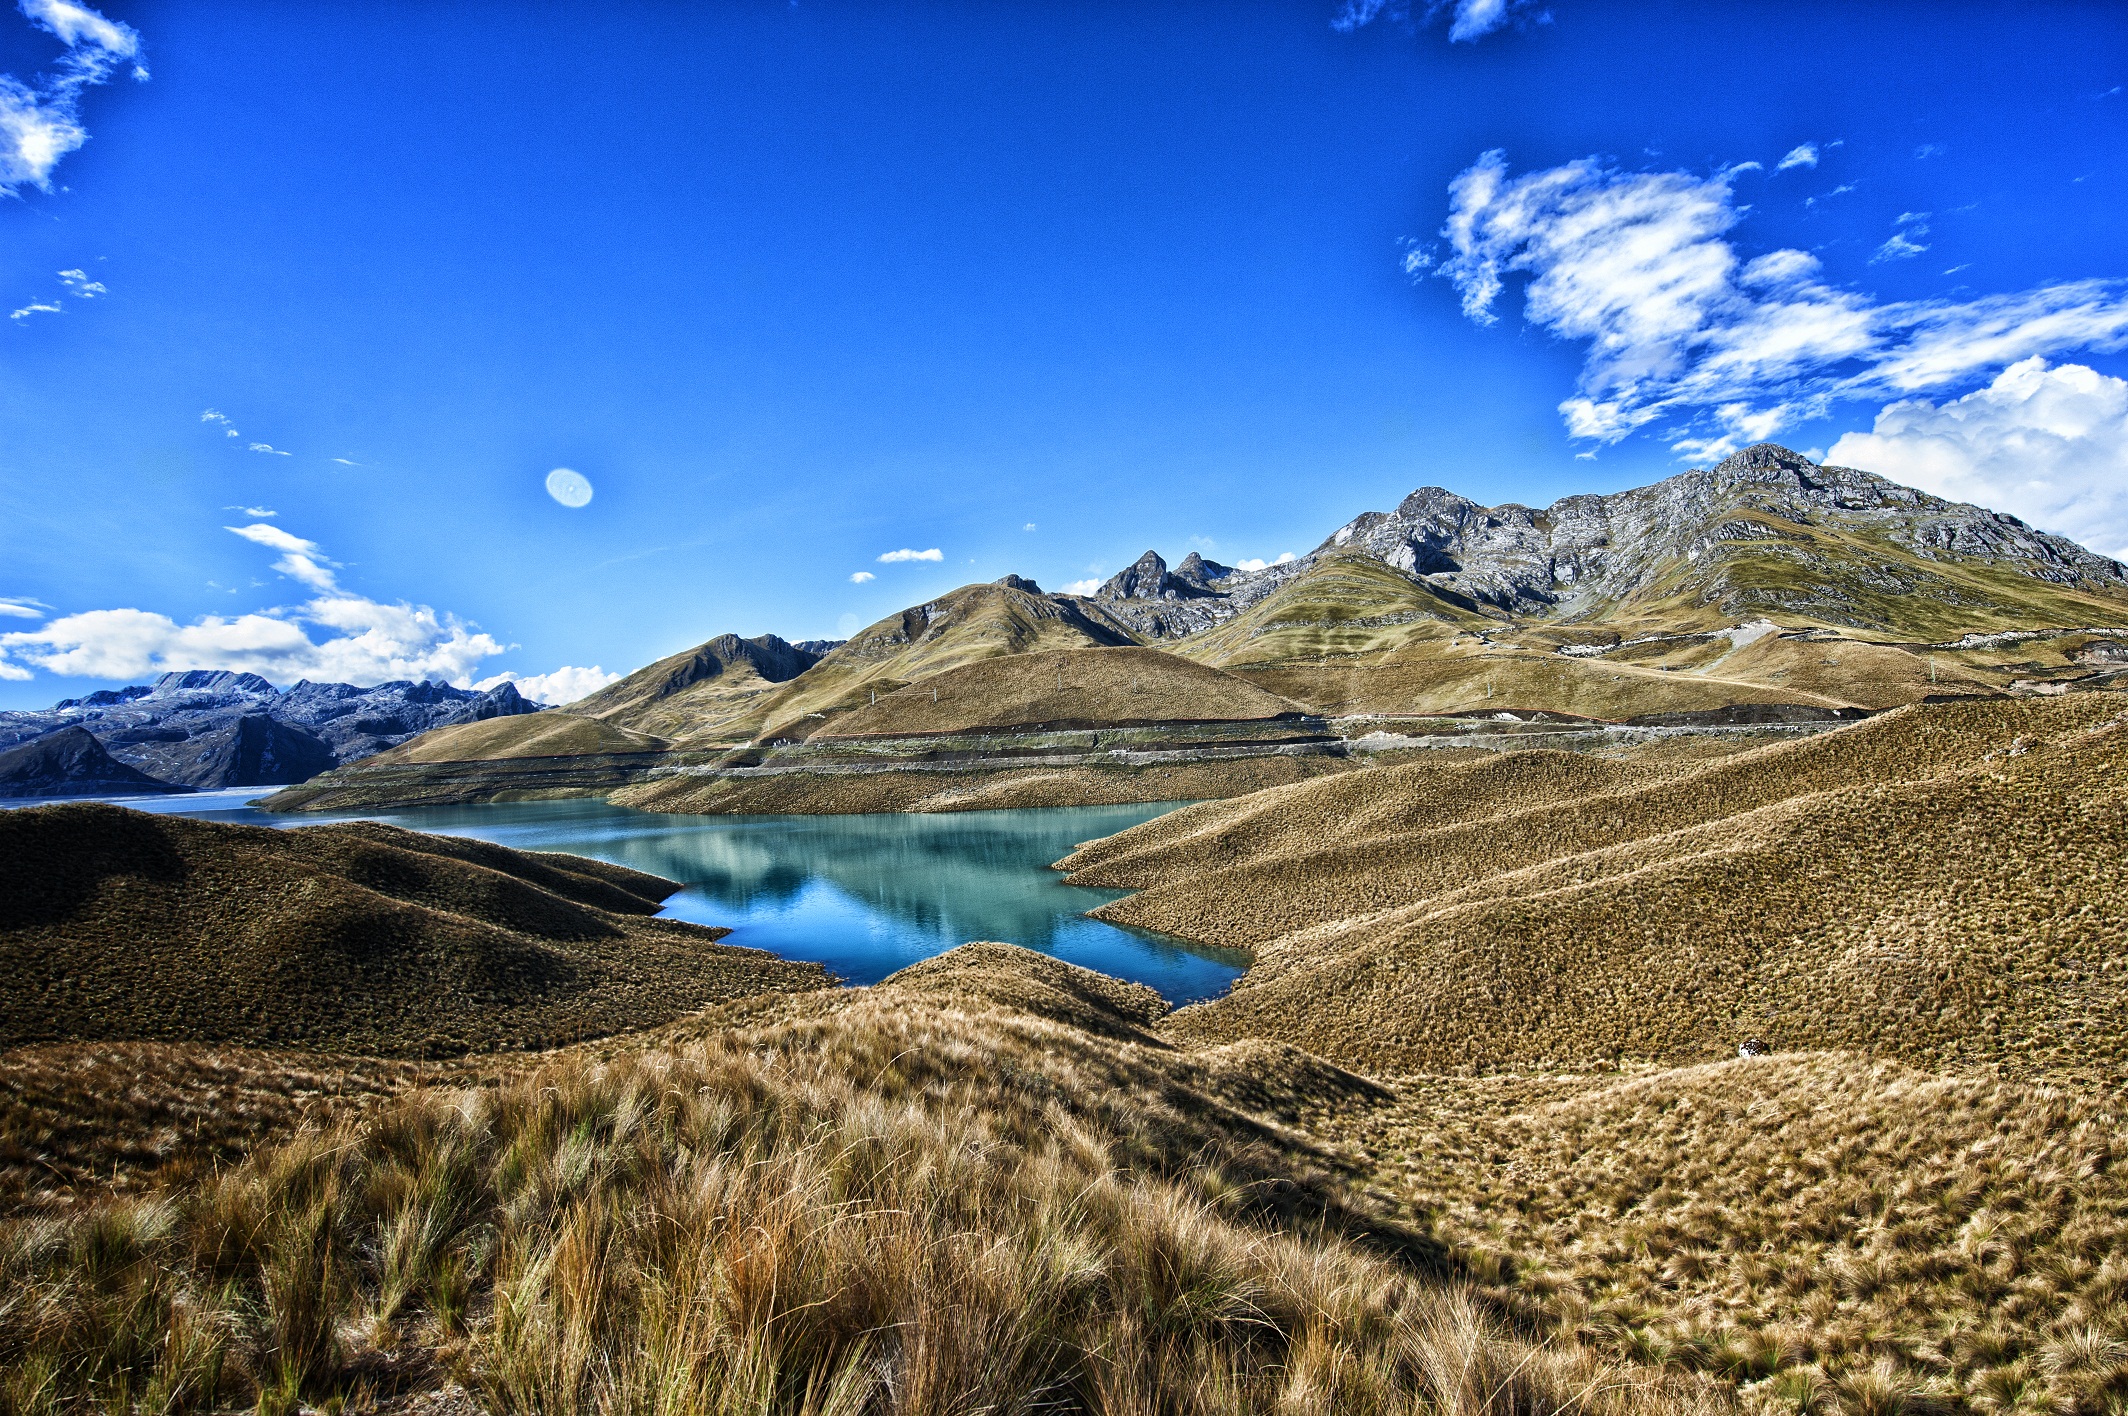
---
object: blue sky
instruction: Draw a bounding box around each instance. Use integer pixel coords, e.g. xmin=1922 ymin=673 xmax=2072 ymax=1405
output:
xmin=0 ymin=0 xmax=2123 ymax=706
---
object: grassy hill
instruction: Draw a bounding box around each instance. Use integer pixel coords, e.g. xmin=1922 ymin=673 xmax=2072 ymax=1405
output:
xmin=1065 ymin=693 xmax=2128 ymax=1076
xmin=567 ymin=632 xmax=824 ymax=744
xmin=813 ymin=645 xmax=1305 ymax=738
xmin=0 ymin=804 xmax=829 ymax=1055
xmin=0 ymin=942 xmax=1706 ymax=1416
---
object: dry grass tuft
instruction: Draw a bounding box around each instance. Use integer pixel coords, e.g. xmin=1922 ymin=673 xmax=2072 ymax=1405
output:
xmin=0 ymin=946 xmax=1713 ymax=1415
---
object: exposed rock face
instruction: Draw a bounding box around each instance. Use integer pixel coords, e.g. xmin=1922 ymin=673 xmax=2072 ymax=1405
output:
xmin=1094 ymin=551 xmax=1264 ymax=639
xmin=792 ymin=639 xmax=847 ymax=657
xmin=1091 ymin=444 xmax=2128 ymax=635
xmin=0 ymin=675 xmax=543 ymax=796
xmin=0 ymin=727 xmax=185 ymax=798
xmin=1320 ymin=443 xmax=2128 ymax=620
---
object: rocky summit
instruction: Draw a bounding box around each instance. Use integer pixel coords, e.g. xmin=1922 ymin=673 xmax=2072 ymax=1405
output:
xmin=0 ymin=672 xmax=541 ymax=796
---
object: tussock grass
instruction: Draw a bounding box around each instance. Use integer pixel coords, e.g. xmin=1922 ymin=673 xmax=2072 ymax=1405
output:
xmin=1325 ymin=1052 xmax=2128 ymax=1415
xmin=1062 ymin=695 xmax=2128 ymax=1075
xmin=0 ymin=946 xmax=1710 ymax=1416
xmin=0 ymin=805 xmax=831 ymax=1056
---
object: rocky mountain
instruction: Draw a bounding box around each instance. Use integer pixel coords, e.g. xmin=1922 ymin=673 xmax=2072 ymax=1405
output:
xmin=0 ymin=670 xmax=541 ymax=796
xmin=1094 ymin=444 xmax=2128 ymax=641
xmin=570 ymin=632 xmax=828 ymax=733
xmin=0 ymin=727 xmax=184 ymax=798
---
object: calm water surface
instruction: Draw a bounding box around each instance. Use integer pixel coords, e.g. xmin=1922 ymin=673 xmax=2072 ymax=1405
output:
xmin=85 ymin=790 xmax=1247 ymax=1004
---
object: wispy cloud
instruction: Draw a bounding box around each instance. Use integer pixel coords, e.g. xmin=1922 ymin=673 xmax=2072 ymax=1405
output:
xmin=877 ymin=547 xmax=943 ymax=563
xmin=1058 ymin=578 xmax=1103 ymax=596
xmin=200 ymin=408 xmax=242 ymax=439
xmin=849 ymin=570 xmax=875 ymax=583
xmin=330 ymin=457 xmax=361 ymax=466
xmin=1428 ymin=149 xmax=2128 ymax=459
xmin=1804 ymin=182 xmax=1856 ymax=207
xmin=8 ymin=300 xmax=59 ymax=320
xmin=1871 ymin=212 xmax=1931 ymax=263
xmin=1776 ymin=144 xmax=1818 ymax=171
xmin=224 ymin=522 xmax=339 ymax=592
xmin=56 ymin=268 xmax=102 ymax=297
xmin=1022 ymin=522 xmax=1037 ymax=531
xmin=1830 ymin=358 xmax=2128 ymax=560
xmin=223 ymin=504 xmax=277 ymax=517
xmin=1332 ymin=0 xmax=1533 ymax=42
xmin=0 ymin=0 xmax=145 ymax=196
xmin=1914 ymin=143 xmax=1946 ymax=160
xmin=0 ymin=596 xmax=48 ymax=620
xmin=248 ymin=442 xmax=291 ymax=456
xmin=0 ymin=522 xmax=511 ymax=687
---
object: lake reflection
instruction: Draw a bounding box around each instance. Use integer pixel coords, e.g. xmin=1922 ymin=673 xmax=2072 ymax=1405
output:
xmin=109 ymin=790 xmax=1247 ymax=1004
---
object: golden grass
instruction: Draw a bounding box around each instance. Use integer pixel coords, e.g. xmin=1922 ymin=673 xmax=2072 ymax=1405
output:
xmin=369 ymin=715 xmax=670 ymax=765
xmin=1061 ymin=694 xmax=2128 ymax=1076
xmin=1321 ymin=1052 xmax=2128 ymax=1415
xmin=0 ymin=805 xmax=830 ymax=1056
xmin=0 ymin=946 xmax=1714 ymax=1416
xmin=813 ymin=646 xmax=1304 ymax=738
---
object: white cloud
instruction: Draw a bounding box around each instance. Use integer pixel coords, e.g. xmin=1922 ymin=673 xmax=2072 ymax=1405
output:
xmin=249 ymin=442 xmax=290 ymax=456
xmin=1432 ymin=149 xmax=2128 ymax=458
xmin=849 ymin=570 xmax=875 ymax=583
xmin=9 ymin=300 xmax=59 ymax=320
xmin=0 ymin=523 xmax=512 ymax=688
xmin=1829 ymin=359 xmax=2128 ymax=561
xmin=1333 ymin=0 xmax=1529 ymax=41
xmin=1871 ymin=211 xmax=1930 ymax=264
xmin=475 ymin=664 xmax=618 ymax=707
xmin=56 ymin=268 xmax=103 ymax=297
xmin=226 ymin=522 xmax=340 ymax=592
xmin=1235 ymin=552 xmax=1298 ymax=572
xmin=1023 ymin=522 xmax=1037 ymax=531
xmin=331 ymin=457 xmax=361 ymax=467
xmin=0 ymin=597 xmax=47 ymax=619
xmin=224 ymin=504 xmax=277 ymax=517
xmin=1058 ymin=578 xmax=1103 ymax=596
xmin=0 ymin=0 xmax=143 ymax=196
xmin=877 ymin=548 xmax=943 ymax=563
xmin=1776 ymin=144 xmax=1819 ymax=171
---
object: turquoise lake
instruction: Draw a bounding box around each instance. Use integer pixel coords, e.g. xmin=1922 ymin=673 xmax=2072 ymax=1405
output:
xmin=96 ymin=791 xmax=1249 ymax=1004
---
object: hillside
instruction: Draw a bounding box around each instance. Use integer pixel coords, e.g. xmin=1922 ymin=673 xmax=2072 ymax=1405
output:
xmin=0 ymin=803 xmax=830 ymax=1054
xmin=1063 ymin=693 xmax=2128 ymax=1076
xmin=0 ymin=942 xmax=1707 ymax=1416
xmin=812 ymin=645 xmax=1305 ymax=737
xmin=567 ymin=631 xmax=829 ymax=742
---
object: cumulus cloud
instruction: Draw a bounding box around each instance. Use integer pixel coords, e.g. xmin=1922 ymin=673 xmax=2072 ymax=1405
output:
xmin=1235 ymin=552 xmax=1298 ymax=572
xmin=474 ymin=664 xmax=618 ymax=707
xmin=849 ymin=570 xmax=875 ymax=583
xmin=1776 ymin=144 xmax=1819 ymax=171
xmin=1828 ymin=359 xmax=2128 ymax=561
xmin=0 ymin=0 xmax=144 ymax=196
xmin=1058 ymin=578 xmax=1103 ymax=596
xmin=877 ymin=548 xmax=943 ymax=563
xmin=1333 ymin=0 xmax=1531 ymax=41
xmin=1430 ymin=149 xmax=2128 ymax=458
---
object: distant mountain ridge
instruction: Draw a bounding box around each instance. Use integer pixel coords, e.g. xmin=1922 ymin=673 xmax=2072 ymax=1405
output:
xmin=0 ymin=670 xmax=541 ymax=796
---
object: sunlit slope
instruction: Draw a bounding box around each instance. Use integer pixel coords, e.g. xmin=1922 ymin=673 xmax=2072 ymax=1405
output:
xmin=568 ymin=632 xmax=821 ymax=744
xmin=1574 ymin=508 xmax=2128 ymax=638
xmin=362 ymin=711 xmax=670 ymax=763
xmin=748 ymin=579 xmax=1144 ymax=741
xmin=815 ymin=645 xmax=1305 ymax=737
xmin=1062 ymin=694 xmax=2128 ymax=1073
xmin=1175 ymin=554 xmax=1496 ymax=667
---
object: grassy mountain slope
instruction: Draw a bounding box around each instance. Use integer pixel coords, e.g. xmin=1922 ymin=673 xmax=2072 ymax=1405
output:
xmin=0 ymin=804 xmax=829 ymax=1055
xmin=813 ymin=645 xmax=1305 ymax=738
xmin=566 ymin=632 xmax=821 ymax=744
xmin=364 ymin=711 xmax=670 ymax=763
xmin=0 ymin=943 xmax=1706 ymax=1416
xmin=1064 ymin=694 xmax=2128 ymax=1075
